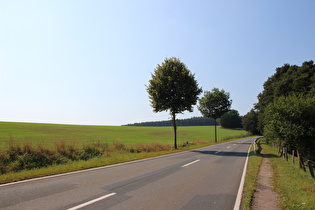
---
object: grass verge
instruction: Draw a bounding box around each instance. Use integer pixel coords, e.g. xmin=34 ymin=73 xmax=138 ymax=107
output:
xmin=242 ymin=139 xmax=315 ymax=209
xmin=259 ymin=140 xmax=315 ymax=209
xmin=241 ymin=139 xmax=263 ymax=210
xmin=246 ymin=140 xmax=315 ymax=210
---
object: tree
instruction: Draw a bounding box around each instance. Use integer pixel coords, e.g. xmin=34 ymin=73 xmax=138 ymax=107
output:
xmin=220 ymin=109 xmax=242 ymax=129
xmin=198 ymin=88 xmax=232 ymax=143
xmin=264 ymin=95 xmax=315 ymax=161
xmin=146 ymin=57 xmax=202 ymax=149
xmin=255 ymin=60 xmax=315 ymax=133
xmin=242 ymin=109 xmax=260 ymax=135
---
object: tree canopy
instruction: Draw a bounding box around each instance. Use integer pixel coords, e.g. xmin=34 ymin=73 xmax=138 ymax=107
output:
xmin=146 ymin=57 xmax=202 ymax=149
xmin=198 ymin=88 xmax=232 ymax=142
xmin=244 ymin=60 xmax=315 ymax=161
xmin=242 ymin=109 xmax=259 ymax=135
xmin=255 ymin=60 xmax=315 ymax=132
xmin=220 ymin=109 xmax=242 ymax=129
xmin=264 ymin=95 xmax=315 ymax=160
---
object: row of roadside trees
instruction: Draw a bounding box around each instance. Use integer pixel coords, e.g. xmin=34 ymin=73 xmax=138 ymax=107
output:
xmin=146 ymin=57 xmax=232 ymax=149
xmin=243 ymin=60 xmax=315 ymax=161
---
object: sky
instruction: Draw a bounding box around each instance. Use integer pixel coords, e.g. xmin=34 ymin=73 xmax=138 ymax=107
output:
xmin=0 ymin=0 xmax=314 ymax=126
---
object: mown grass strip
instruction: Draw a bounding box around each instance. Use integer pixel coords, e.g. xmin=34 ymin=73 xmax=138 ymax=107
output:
xmin=241 ymin=139 xmax=263 ymax=210
xmin=261 ymin=140 xmax=315 ymax=210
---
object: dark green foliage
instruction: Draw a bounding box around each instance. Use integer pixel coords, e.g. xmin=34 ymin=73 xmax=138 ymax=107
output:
xmin=198 ymin=88 xmax=232 ymax=120
xmin=198 ymin=88 xmax=232 ymax=142
xmin=220 ymin=109 xmax=242 ymax=129
xmin=147 ymin=57 xmax=202 ymax=114
xmin=125 ymin=117 xmax=217 ymax=127
xmin=146 ymin=57 xmax=202 ymax=149
xmin=252 ymin=60 xmax=315 ymax=161
xmin=264 ymin=95 xmax=315 ymax=161
xmin=242 ymin=109 xmax=260 ymax=135
xmin=255 ymin=60 xmax=315 ymax=132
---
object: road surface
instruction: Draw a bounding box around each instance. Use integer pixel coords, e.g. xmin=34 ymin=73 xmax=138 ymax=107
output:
xmin=1 ymin=137 xmax=255 ymax=210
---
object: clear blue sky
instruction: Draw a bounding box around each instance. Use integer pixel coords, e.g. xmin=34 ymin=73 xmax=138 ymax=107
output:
xmin=1 ymin=0 xmax=314 ymax=125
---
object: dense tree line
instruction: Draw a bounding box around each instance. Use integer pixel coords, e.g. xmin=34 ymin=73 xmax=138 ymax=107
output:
xmin=255 ymin=60 xmax=315 ymax=133
xmin=242 ymin=109 xmax=259 ymax=134
xmin=220 ymin=110 xmax=243 ymax=129
xmin=243 ymin=60 xmax=315 ymax=161
xmin=124 ymin=117 xmax=217 ymax=127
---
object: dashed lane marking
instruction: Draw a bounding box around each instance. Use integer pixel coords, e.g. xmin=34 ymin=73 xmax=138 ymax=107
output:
xmin=68 ymin=193 xmax=117 ymax=210
xmin=181 ymin=159 xmax=200 ymax=168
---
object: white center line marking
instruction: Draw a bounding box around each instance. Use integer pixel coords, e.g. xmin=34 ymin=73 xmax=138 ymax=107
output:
xmin=68 ymin=193 xmax=116 ymax=210
xmin=214 ymin=151 xmax=221 ymax=154
xmin=182 ymin=159 xmax=200 ymax=167
xmin=227 ymin=146 xmax=231 ymax=149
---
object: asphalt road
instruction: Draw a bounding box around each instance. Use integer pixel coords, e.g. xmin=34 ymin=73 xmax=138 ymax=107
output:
xmin=1 ymin=137 xmax=255 ymax=210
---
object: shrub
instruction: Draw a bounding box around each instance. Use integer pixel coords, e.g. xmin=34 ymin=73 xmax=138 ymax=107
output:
xmin=264 ymin=95 xmax=315 ymax=160
xmin=113 ymin=141 xmax=125 ymax=151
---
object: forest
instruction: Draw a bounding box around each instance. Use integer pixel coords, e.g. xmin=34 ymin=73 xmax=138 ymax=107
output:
xmin=124 ymin=116 xmax=217 ymax=127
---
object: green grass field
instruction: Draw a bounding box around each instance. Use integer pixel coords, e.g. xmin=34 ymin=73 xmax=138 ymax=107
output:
xmin=0 ymin=122 xmax=248 ymax=149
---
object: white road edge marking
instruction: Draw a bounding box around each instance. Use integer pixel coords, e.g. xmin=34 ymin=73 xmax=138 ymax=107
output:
xmin=181 ymin=159 xmax=200 ymax=167
xmin=68 ymin=193 xmax=116 ymax=210
xmin=233 ymin=141 xmax=252 ymax=210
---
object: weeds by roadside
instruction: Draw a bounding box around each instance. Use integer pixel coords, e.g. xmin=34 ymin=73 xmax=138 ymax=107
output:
xmin=0 ymin=141 xmax=174 ymax=175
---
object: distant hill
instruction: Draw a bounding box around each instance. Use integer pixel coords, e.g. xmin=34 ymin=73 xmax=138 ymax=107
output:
xmin=124 ymin=117 xmax=217 ymax=127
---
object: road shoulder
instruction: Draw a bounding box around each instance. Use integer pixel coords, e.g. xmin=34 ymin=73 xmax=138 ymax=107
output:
xmin=251 ymin=151 xmax=281 ymax=210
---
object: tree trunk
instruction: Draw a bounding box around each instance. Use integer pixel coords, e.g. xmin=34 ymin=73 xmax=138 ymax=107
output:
xmin=172 ymin=112 xmax=177 ymax=149
xmin=279 ymin=147 xmax=283 ymax=157
xmin=292 ymin=150 xmax=295 ymax=164
xmin=307 ymin=160 xmax=314 ymax=178
xmin=214 ymin=118 xmax=217 ymax=143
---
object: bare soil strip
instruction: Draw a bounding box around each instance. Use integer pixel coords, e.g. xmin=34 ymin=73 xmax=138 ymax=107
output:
xmin=251 ymin=151 xmax=281 ymax=210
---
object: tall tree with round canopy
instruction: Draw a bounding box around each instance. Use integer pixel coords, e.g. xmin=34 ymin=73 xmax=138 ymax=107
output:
xmin=198 ymin=88 xmax=232 ymax=143
xmin=146 ymin=57 xmax=202 ymax=149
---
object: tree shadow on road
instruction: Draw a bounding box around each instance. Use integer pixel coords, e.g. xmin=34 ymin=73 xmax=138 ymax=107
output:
xmin=189 ymin=150 xmax=248 ymax=157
